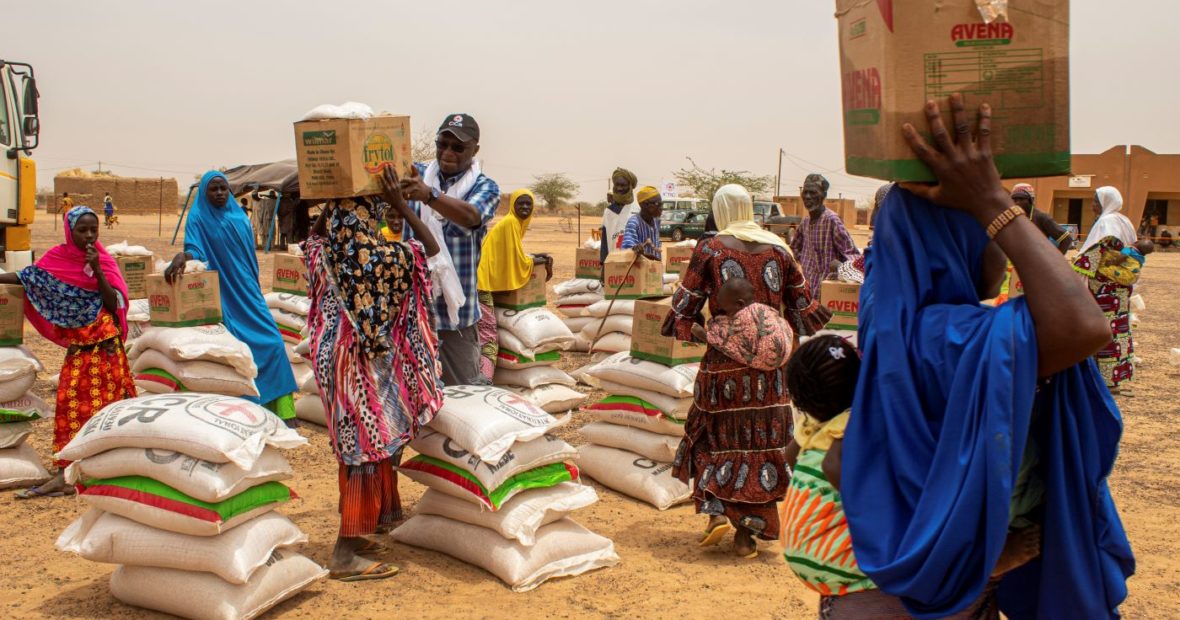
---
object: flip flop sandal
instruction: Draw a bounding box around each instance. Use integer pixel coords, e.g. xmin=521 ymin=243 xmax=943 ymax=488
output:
xmin=740 ymin=549 xmax=760 ymax=560
xmin=14 ymin=485 xmax=76 ymax=500
xmin=330 ymin=562 xmax=399 ymax=582
xmin=698 ymin=522 xmax=732 ymax=547
xmin=358 ymin=540 xmax=391 ymax=555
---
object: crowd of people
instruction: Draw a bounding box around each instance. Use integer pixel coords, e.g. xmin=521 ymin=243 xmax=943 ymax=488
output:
xmin=8 ymin=98 xmax=1145 ymax=617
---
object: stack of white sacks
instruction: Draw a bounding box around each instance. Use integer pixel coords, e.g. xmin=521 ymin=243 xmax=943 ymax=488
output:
xmin=394 ymin=385 xmax=618 ymax=591
xmin=125 ymin=298 xmax=151 ymax=344
xmin=575 ymin=352 xmax=695 ymax=510
xmin=551 ymin=278 xmax=604 ymax=351
xmin=492 ymin=307 xmax=586 ymax=414
xmin=263 ymin=292 xmax=321 ymax=426
xmin=127 ymin=325 xmax=261 ymax=403
xmin=55 ymin=393 xmax=324 ymax=620
xmin=0 ymin=347 xmax=54 ymax=490
xmin=577 ymin=299 xmax=636 ymax=359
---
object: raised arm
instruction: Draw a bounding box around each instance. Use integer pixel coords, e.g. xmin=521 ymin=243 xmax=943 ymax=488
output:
xmin=381 ymin=168 xmax=439 ymax=257
xmin=901 ymin=94 xmax=1109 ymax=378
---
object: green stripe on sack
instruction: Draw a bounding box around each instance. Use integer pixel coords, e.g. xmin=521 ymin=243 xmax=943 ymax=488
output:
xmin=83 ymin=476 xmax=293 ymax=521
xmin=410 ymin=456 xmax=575 ymax=510
xmin=139 ymin=368 xmax=188 ymax=391
xmin=273 ymin=286 xmax=307 ymax=296
xmin=493 ymin=300 xmax=547 ymax=311
xmin=0 ymin=409 xmax=39 ymax=423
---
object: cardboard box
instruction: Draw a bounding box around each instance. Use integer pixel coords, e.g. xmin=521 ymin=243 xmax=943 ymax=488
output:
xmin=630 ymin=297 xmax=706 ymax=366
xmin=272 ymin=253 xmax=308 ymax=296
xmin=146 ymin=272 xmax=222 ymax=328
xmin=492 ymin=266 xmax=547 ymax=310
xmin=0 ymin=285 xmax=24 ymax=345
xmin=116 ymin=256 xmax=154 ymax=300
xmin=821 ymin=281 xmax=861 ymax=331
xmin=294 ymin=115 xmax=413 ymax=199
xmin=575 ymin=247 xmax=602 ymax=280
xmin=664 ymin=245 xmax=694 ymax=278
xmin=835 ymin=0 xmax=1069 ymax=181
xmin=603 ymin=252 xmax=664 ymax=299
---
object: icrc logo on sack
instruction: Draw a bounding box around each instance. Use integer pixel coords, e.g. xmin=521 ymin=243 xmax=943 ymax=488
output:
xmin=185 ymin=395 xmax=269 ymax=437
xmin=442 ymin=385 xmax=553 ymax=427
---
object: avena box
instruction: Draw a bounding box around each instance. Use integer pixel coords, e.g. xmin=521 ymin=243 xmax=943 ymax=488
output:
xmin=146 ymin=272 xmax=222 ymax=327
xmin=294 ymin=115 xmax=413 ymax=199
xmin=116 ymin=256 xmax=154 ymax=300
xmin=0 ymin=285 xmax=24 ymax=345
xmin=492 ymin=266 xmax=547 ymax=311
xmin=630 ymin=297 xmax=705 ymax=366
xmin=821 ymin=281 xmax=861 ymax=331
xmin=575 ymin=248 xmax=603 ymax=280
xmin=664 ymin=245 xmax=694 ymax=278
xmin=835 ymin=0 xmax=1069 ymax=181
xmin=603 ymin=252 xmax=663 ymax=299
xmin=272 ymin=253 xmax=308 ymax=296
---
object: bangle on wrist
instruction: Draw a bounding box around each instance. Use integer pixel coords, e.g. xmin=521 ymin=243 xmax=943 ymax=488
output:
xmin=986 ymin=205 xmax=1025 ymax=239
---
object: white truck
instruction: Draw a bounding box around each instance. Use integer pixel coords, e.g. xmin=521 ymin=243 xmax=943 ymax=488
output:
xmin=0 ymin=60 xmax=40 ymax=265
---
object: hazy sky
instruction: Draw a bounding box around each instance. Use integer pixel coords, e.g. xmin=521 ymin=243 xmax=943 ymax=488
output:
xmin=11 ymin=0 xmax=1180 ymax=203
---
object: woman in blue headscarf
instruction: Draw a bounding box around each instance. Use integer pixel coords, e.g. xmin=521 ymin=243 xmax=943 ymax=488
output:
xmin=839 ymin=96 xmax=1134 ymax=619
xmin=166 ymin=171 xmax=297 ymax=422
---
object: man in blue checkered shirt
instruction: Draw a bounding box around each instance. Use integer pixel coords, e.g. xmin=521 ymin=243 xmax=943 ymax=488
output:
xmin=400 ymin=113 xmax=501 ymax=386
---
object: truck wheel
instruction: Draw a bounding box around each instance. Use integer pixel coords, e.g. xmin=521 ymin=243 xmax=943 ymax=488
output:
xmin=672 ymin=228 xmax=685 ymax=242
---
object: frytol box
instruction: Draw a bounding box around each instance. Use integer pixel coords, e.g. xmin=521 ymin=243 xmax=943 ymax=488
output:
xmin=294 ymin=115 xmax=413 ymax=199
xmin=835 ymin=0 xmax=1069 ymax=181
xmin=146 ymin=272 xmax=222 ymax=327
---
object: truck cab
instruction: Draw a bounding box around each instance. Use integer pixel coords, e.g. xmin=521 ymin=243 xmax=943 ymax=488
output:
xmin=0 ymin=60 xmax=40 ymax=260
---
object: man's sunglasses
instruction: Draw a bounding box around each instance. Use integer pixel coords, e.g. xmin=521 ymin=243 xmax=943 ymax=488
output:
xmin=435 ymin=140 xmax=470 ymax=154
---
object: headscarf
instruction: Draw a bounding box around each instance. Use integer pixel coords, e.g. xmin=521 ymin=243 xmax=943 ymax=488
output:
xmin=320 ymin=198 xmax=422 ymax=353
xmin=1011 ymin=183 xmax=1035 ymax=202
xmin=185 ymin=171 xmax=296 ymax=404
xmin=20 ymin=206 xmax=130 ymax=346
xmin=636 ymin=186 xmax=660 ymax=204
xmin=477 ymin=189 xmax=535 ymax=292
xmin=711 ymin=184 xmax=789 ymax=250
xmin=610 ymin=168 xmax=638 ymax=205
xmin=1079 ymin=186 xmax=1137 ymax=254
xmin=704 ymin=302 xmax=793 ymax=371
xmin=845 ymin=187 xmax=1133 ymax=618
xmin=804 ymin=173 xmax=830 ymax=193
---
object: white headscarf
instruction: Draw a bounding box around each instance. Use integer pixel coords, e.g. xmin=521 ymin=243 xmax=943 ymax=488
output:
xmin=1079 ymin=186 xmax=1137 ymax=254
xmin=712 ymin=184 xmax=789 ymax=251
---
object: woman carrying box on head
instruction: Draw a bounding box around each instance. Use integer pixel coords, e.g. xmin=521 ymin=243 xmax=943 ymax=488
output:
xmin=305 ymin=169 xmax=445 ymax=581
xmin=165 ymin=171 xmax=298 ymax=424
xmin=0 ymin=206 xmax=137 ymax=499
xmin=475 ymin=188 xmax=552 ymax=381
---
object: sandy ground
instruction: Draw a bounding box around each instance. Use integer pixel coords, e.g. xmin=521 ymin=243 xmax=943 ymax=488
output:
xmin=1 ymin=212 xmax=1177 ymax=619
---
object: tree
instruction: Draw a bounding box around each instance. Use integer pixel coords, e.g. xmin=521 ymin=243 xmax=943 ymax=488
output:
xmin=530 ymin=173 xmax=580 ymax=212
xmin=674 ymin=158 xmax=774 ymax=202
xmin=411 ymin=128 xmax=436 ymax=164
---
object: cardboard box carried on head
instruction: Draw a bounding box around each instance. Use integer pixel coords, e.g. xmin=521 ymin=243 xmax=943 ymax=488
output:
xmin=0 ymin=285 xmax=24 ymax=345
xmin=821 ymin=281 xmax=861 ymax=331
xmin=146 ymin=272 xmax=222 ymax=328
xmin=492 ymin=266 xmax=547 ymax=311
xmin=603 ymin=252 xmax=663 ymax=300
xmin=575 ymin=248 xmax=602 ymax=280
xmin=631 ymin=297 xmax=706 ymax=366
xmin=272 ymin=253 xmax=308 ymax=296
xmin=294 ymin=115 xmax=413 ymax=199
xmin=835 ymin=0 xmax=1069 ymax=181
xmin=116 ymin=256 xmax=155 ymax=300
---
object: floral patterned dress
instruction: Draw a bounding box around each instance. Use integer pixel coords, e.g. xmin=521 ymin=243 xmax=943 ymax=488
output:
xmin=667 ymin=237 xmax=826 ymax=539
xmin=1073 ymin=237 xmax=1137 ymax=388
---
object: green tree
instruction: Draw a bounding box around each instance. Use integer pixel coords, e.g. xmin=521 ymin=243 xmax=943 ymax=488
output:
xmin=674 ymin=158 xmax=773 ymax=202
xmin=530 ymin=173 xmax=580 ymax=212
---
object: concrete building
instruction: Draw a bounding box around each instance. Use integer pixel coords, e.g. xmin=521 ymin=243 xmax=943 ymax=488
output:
xmin=1009 ymin=145 xmax=1180 ymax=240
xmin=52 ymin=172 xmax=179 ymax=216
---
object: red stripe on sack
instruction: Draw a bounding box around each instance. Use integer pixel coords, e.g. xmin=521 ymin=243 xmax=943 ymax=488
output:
xmin=400 ymin=460 xmax=491 ymax=507
xmin=80 ymin=484 xmax=222 ymax=523
xmin=135 ymin=373 xmax=179 ymax=391
xmin=564 ymin=462 xmax=580 ymax=480
xmin=587 ymin=402 xmax=660 ymax=417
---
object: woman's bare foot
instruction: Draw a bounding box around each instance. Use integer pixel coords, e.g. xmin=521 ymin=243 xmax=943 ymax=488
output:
xmin=993 ymin=525 xmax=1041 ymax=576
xmin=14 ymin=471 xmax=72 ymax=499
xmin=734 ymin=525 xmax=758 ymax=559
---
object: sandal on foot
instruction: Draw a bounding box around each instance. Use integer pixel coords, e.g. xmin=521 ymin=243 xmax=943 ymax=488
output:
xmin=699 ymin=522 xmax=732 ymax=547
xmin=14 ymin=485 xmax=75 ymax=500
xmin=330 ymin=562 xmax=399 ymax=582
xmin=358 ymin=540 xmax=390 ymax=555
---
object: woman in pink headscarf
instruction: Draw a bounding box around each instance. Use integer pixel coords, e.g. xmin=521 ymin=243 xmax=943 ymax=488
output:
xmin=0 ymin=206 xmax=135 ymax=498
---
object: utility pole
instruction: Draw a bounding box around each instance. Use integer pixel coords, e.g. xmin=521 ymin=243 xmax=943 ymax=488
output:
xmin=775 ymin=149 xmax=784 ymax=198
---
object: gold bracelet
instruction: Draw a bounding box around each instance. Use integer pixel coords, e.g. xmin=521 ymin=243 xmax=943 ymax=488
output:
xmin=986 ymin=206 xmax=1025 ymax=239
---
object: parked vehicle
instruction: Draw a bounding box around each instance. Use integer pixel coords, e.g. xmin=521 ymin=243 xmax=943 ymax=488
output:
xmin=659 ymin=209 xmax=708 ymax=242
xmin=754 ymin=201 xmax=801 ymax=244
xmin=662 ymin=198 xmax=708 ymax=212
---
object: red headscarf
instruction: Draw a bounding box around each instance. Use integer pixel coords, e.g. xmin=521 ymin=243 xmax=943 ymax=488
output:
xmin=24 ymin=207 xmax=129 ymax=345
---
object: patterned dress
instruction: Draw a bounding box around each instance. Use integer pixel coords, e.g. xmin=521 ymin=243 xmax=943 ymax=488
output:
xmin=668 ymin=237 xmax=825 ymax=539
xmin=1073 ymin=237 xmax=1137 ymax=388
xmin=53 ymin=311 xmax=136 ymax=468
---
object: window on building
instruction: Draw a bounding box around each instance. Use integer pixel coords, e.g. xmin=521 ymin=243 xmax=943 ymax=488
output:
xmin=1143 ymin=199 xmax=1168 ymax=226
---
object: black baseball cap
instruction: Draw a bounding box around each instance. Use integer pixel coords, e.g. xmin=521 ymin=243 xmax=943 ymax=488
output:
xmin=437 ymin=113 xmax=480 ymax=143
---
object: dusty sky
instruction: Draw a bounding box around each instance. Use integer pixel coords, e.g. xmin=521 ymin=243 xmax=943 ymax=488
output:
xmin=11 ymin=0 xmax=1179 ymax=203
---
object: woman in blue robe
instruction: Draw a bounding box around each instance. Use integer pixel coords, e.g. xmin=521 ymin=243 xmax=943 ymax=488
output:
xmin=166 ymin=171 xmax=297 ymax=423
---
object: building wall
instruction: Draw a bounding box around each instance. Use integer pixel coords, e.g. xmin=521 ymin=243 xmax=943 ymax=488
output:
xmin=773 ymin=196 xmax=857 ymax=226
xmin=52 ymin=176 xmax=180 ymax=215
